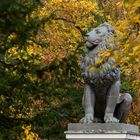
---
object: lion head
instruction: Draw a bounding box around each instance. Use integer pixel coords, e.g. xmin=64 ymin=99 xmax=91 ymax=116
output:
xmin=85 ymin=22 xmax=115 ymax=50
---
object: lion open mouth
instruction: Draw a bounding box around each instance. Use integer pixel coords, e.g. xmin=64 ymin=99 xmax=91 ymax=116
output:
xmin=85 ymin=41 xmax=98 ymax=50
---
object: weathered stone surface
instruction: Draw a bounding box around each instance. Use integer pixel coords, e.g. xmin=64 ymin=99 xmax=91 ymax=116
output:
xmin=65 ymin=123 xmax=140 ymax=140
xmin=68 ymin=123 xmax=139 ymax=133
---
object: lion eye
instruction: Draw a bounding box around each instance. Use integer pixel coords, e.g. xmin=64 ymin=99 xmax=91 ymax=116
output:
xmin=95 ymin=30 xmax=101 ymax=34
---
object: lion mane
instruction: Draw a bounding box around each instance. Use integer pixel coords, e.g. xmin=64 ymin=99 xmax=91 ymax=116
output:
xmin=81 ymin=22 xmax=120 ymax=87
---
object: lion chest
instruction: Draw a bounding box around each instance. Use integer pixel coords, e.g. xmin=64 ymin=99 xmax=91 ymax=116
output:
xmin=81 ymin=49 xmax=120 ymax=84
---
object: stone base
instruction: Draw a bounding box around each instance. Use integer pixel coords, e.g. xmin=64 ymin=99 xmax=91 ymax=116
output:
xmin=65 ymin=123 xmax=140 ymax=140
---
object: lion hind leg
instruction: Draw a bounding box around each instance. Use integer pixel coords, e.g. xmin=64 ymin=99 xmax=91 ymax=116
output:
xmin=114 ymin=93 xmax=132 ymax=123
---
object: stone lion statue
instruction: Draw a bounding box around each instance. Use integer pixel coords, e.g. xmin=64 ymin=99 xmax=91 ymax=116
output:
xmin=80 ymin=22 xmax=132 ymax=123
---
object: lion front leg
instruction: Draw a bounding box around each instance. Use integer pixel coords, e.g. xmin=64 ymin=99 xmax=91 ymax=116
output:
xmin=79 ymin=84 xmax=95 ymax=123
xmin=104 ymin=81 xmax=120 ymax=123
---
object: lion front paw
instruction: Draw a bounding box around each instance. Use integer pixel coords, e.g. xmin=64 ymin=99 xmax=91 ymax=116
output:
xmin=79 ymin=113 xmax=94 ymax=123
xmin=104 ymin=114 xmax=119 ymax=123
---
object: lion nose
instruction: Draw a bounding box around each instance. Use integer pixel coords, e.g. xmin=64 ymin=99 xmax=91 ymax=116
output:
xmin=85 ymin=34 xmax=89 ymax=37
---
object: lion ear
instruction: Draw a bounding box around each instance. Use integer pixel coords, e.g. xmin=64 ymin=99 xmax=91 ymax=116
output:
xmin=102 ymin=22 xmax=116 ymax=34
xmin=110 ymin=29 xmax=116 ymax=34
xmin=107 ymin=26 xmax=116 ymax=34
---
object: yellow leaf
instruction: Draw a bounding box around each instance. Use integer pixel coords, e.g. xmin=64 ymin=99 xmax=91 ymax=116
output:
xmin=88 ymin=66 xmax=95 ymax=71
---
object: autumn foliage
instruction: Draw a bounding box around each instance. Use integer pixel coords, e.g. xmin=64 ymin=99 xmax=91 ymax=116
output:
xmin=0 ymin=0 xmax=139 ymax=139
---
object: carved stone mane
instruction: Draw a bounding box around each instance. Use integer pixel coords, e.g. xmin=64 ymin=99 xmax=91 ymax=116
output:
xmin=81 ymin=23 xmax=119 ymax=85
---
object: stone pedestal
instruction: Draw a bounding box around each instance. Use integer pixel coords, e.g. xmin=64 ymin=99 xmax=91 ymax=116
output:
xmin=65 ymin=123 xmax=140 ymax=140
